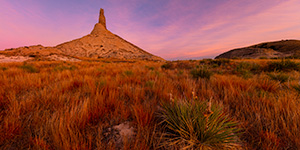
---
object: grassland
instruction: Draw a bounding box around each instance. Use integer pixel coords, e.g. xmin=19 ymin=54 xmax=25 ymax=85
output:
xmin=1 ymin=59 xmax=300 ymax=149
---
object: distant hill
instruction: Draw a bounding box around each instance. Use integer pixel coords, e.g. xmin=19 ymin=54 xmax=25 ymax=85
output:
xmin=215 ymin=40 xmax=300 ymax=59
xmin=0 ymin=8 xmax=164 ymax=62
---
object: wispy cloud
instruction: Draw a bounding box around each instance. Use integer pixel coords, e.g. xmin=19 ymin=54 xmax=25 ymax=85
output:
xmin=1 ymin=0 xmax=300 ymax=60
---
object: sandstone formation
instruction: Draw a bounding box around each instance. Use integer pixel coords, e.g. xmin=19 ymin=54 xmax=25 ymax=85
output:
xmin=0 ymin=8 xmax=164 ymax=62
xmin=99 ymin=8 xmax=106 ymax=29
xmin=56 ymin=8 xmax=163 ymax=61
xmin=215 ymin=40 xmax=300 ymax=59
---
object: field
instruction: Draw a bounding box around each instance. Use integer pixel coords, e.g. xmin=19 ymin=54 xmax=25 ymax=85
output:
xmin=1 ymin=59 xmax=300 ymax=149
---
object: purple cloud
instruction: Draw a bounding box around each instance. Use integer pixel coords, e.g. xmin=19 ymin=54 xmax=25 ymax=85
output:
xmin=1 ymin=0 xmax=300 ymax=60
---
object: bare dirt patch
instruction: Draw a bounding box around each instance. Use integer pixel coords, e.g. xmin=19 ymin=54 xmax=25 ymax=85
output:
xmin=0 ymin=55 xmax=32 ymax=63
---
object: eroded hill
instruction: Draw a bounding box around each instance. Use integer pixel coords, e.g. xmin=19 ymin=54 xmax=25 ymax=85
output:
xmin=215 ymin=40 xmax=300 ymax=59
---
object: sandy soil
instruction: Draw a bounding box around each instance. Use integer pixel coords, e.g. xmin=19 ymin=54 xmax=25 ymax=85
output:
xmin=0 ymin=55 xmax=81 ymax=63
xmin=0 ymin=55 xmax=32 ymax=63
xmin=46 ymin=55 xmax=81 ymax=61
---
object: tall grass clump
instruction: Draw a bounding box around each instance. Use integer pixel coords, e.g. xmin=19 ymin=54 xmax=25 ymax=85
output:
xmin=159 ymin=99 xmax=241 ymax=149
xmin=190 ymin=68 xmax=213 ymax=80
xmin=161 ymin=62 xmax=173 ymax=70
xmin=209 ymin=59 xmax=231 ymax=66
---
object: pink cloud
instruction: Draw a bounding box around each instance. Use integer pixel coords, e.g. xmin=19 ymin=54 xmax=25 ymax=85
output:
xmin=128 ymin=0 xmax=300 ymax=59
xmin=1 ymin=0 xmax=300 ymax=60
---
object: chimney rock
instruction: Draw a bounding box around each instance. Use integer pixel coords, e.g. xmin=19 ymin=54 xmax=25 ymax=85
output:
xmin=99 ymin=8 xmax=106 ymax=29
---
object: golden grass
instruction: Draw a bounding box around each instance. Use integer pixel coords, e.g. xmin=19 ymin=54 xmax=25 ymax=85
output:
xmin=0 ymin=59 xmax=300 ymax=149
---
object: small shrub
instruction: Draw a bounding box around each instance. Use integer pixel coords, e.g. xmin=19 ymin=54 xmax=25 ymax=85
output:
xmin=176 ymin=62 xmax=194 ymax=69
xmin=145 ymin=81 xmax=154 ymax=88
xmin=28 ymin=54 xmax=36 ymax=58
xmin=259 ymin=56 xmax=268 ymax=59
xmin=161 ymin=63 xmax=173 ymax=70
xmin=124 ymin=70 xmax=133 ymax=76
xmin=292 ymin=84 xmax=300 ymax=94
xmin=211 ymin=64 xmax=219 ymax=68
xmin=234 ymin=62 xmax=261 ymax=78
xmin=199 ymin=59 xmax=212 ymax=64
xmin=285 ymin=55 xmax=300 ymax=59
xmin=19 ymin=63 xmax=39 ymax=73
xmin=54 ymin=65 xmax=77 ymax=71
xmin=0 ymin=66 xmax=7 ymax=71
xmin=239 ymin=69 xmax=253 ymax=79
xmin=267 ymin=72 xmax=290 ymax=83
xmin=190 ymin=68 xmax=212 ymax=80
xmin=204 ymin=59 xmax=231 ymax=67
xmin=270 ymin=57 xmax=279 ymax=60
xmin=95 ymin=79 xmax=106 ymax=89
xmin=145 ymin=66 xmax=155 ymax=70
xmin=159 ymin=99 xmax=241 ymax=149
xmin=236 ymin=62 xmax=260 ymax=72
xmin=264 ymin=59 xmax=300 ymax=72
xmin=213 ymin=59 xmax=230 ymax=66
xmin=177 ymin=70 xmax=184 ymax=76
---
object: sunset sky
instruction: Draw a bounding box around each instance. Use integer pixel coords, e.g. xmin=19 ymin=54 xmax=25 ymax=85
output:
xmin=1 ymin=0 xmax=300 ymax=60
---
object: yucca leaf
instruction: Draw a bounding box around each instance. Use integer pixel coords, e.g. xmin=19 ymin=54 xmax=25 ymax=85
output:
xmin=159 ymin=99 xmax=242 ymax=149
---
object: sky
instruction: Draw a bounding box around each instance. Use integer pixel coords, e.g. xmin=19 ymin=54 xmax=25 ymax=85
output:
xmin=1 ymin=0 xmax=300 ymax=60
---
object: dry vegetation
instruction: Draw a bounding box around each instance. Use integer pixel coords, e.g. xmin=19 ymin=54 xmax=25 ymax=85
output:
xmin=1 ymin=58 xmax=300 ymax=149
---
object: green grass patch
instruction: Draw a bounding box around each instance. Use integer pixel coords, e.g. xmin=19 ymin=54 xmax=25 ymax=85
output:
xmin=191 ymin=68 xmax=213 ymax=80
xmin=53 ymin=65 xmax=77 ymax=71
xmin=19 ymin=63 xmax=39 ymax=73
xmin=0 ymin=66 xmax=7 ymax=71
xmin=124 ymin=70 xmax=134 ymax=76
xmin=265 ymin=59 xmax=300 ymax=72
xmin=267 ymin=72 xmax=290 ymax=83
xmin=161 ymin=62 xmax=173 ymax=70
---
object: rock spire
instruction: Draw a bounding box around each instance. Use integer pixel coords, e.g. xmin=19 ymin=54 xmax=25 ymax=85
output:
xmin=51 ymin=8 xmax=164 ymax=61
xmin=99 ymin=8 xmax=106 ymax=29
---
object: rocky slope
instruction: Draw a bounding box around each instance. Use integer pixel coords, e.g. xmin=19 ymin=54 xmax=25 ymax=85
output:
xmin=215 ymin=40 xmax=300 ymax=59
xmin=0 ymin=8 xmax=164 ymax=62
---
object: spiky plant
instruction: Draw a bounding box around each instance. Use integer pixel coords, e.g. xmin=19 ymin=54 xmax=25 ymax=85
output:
xmin=159 ymin=99 xmax=241 ymax=149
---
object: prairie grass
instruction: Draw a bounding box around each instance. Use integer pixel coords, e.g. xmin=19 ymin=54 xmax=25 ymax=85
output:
xmin=0 ymin=59 xmax=300 ymax=149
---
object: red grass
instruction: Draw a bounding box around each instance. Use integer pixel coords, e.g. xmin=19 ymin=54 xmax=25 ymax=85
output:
xmin=0 ymin=60 xmax=300 ymax=149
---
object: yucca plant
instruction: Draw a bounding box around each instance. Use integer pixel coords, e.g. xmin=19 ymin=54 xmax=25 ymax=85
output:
xmin=159 ymin=99 xmax=241 ymax=149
